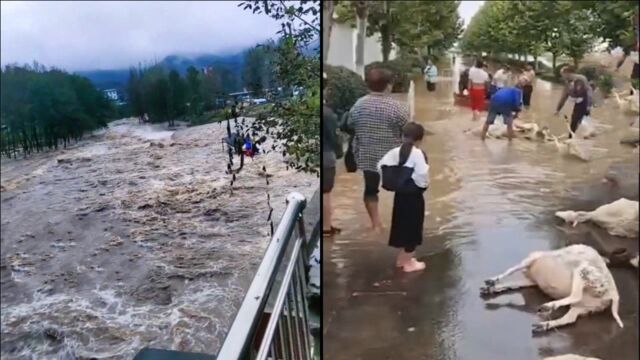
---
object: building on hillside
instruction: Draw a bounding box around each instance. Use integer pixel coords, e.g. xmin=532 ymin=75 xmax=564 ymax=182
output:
xmin=326 ymin=16 xmax=397 ymax=77
xmin=228 ymin=89 xmax=253 ymax=102
xmin=103 ymin=89 xmax=118 ymax=101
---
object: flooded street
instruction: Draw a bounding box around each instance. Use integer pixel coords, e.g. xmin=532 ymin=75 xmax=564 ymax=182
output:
xmin=0 ymin=118 xmax=316 ymax=359
xmin=323 ymin=62 xmax=639 ymax=360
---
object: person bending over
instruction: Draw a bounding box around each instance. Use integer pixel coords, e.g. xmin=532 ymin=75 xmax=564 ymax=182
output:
xmin=481 ymin=78 xmax=525 ymax=141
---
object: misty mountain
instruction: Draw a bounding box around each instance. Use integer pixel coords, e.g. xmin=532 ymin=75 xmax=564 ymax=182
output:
xmin=75 ymin=52 xmax=245 ymax=92
xmin=76 ymin=38 xmax=318 ymax=92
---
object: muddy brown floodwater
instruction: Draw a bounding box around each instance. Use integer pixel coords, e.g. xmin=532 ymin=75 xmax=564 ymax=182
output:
xmin=323 ymin=59 xmax=639 ymax=360
xmin=0 ymin=118 xmax=315 ymax=359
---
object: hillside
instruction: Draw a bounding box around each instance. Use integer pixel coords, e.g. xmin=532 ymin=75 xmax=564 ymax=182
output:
xmin=76 ymin=52 xmax=245 ymax=92
xmin=75 ymin=38 xmax=318 ymax=92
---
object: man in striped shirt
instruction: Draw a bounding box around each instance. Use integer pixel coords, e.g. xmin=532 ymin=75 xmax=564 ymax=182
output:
xmin=348 ymin=67 xmax=409 ymax=232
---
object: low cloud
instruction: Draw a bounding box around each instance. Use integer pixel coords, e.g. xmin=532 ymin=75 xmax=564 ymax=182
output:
xmin=1 ymin=1 xmax=281 ymax=71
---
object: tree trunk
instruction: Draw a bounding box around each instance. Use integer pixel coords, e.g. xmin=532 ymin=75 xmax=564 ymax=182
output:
xmin=573 ymin=57 xmax=579 ymax=68
xmin=552 ymin=53 xmax=557 ymax=73
xmin=534 ymin=55 xmax=538 ymax=71
xmin=381 ymin=27 xmax=391 ymax=63
xmin=381 ymin=1 xmax=391 ymax=63
xmin=354 ymin=3 xmax=368 ymax=78
xmin=322 ymin=1 xmax=335 ymax=64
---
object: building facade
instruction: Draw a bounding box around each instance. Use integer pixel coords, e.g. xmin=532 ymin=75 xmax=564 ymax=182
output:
xmin=326 ymin=20 xmax=397 ymax=77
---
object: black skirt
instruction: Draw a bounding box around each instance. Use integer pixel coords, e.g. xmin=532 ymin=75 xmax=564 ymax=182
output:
xmin=389 ymin=191 xmax=425 ymax=252
xmin=426 ymin=81 xmax=436 ymax=92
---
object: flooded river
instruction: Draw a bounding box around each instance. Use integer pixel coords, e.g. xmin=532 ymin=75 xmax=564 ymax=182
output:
xmin=323 ymin=61 xmax=639 ymax=360
xmin=0 ymin=118 xmax=315 ymax=359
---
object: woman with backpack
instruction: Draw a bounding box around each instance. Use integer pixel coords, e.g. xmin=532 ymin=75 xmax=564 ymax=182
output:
xmin=378 ymin=122 xmax=429 ymax=272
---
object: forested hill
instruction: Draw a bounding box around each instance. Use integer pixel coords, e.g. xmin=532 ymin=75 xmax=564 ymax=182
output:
xmin=75 ymin=52 xmax=245 ymax=92
xmin=75 ymin=38 xmax=318 ymax=92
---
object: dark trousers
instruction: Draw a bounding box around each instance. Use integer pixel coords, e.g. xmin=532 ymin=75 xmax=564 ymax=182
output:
xmin=426 ymin=81 xmax=436 ymax=92
xmin=569 ymin=101 xmax=589 ymax=138
xmin=522 ymin=85 xmax=533 ymax=106
xmin=363 ymin=170 xmax=380 ymax=202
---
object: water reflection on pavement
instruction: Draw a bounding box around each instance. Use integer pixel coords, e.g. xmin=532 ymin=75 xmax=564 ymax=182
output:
xmin=323 ymin=64 xmax=639 ymax=360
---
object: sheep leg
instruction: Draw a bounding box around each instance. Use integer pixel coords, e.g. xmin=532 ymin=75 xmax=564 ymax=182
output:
xmin=484 ymin=253 xmax=544 ymax=286
xmin=480 ymin=278 xmax=536 ymax=296
xmin=532 ymin=306 xmax=587 ymax=333
xmin=538 ymin=266 xmax=585 ymax=314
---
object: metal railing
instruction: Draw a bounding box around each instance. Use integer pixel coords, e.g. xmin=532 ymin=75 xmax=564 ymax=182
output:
xmin=216 ymin=192 xmax=313 ymax=360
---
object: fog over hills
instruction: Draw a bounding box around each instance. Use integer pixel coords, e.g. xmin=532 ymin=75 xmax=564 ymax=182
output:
xmin=75 ymin=38 xmax=319 ymax=92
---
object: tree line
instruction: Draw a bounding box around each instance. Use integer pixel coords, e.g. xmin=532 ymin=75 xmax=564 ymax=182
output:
xmin=126 ymin=40 xmax=280 ymax=126
xmin=328 ymin=1 xmax=462 ymax=68
xmin=460 ymin=1 xmax=638 ymax=70
xmin=1 ymin=63 xmax=113 ymax=158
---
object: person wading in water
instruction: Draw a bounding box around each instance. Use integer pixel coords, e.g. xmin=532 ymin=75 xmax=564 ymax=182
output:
xmin=468 ymin=59 xmax=490 ymax=121
xmin=554 ymin=65 xmax=593 ymax=138
xmin=378 ymin=122 xmax=430 ymax=272
xmin=348 ymin=67 xmax=409 ymax=233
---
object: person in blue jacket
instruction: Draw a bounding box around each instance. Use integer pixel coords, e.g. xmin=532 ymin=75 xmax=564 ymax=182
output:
xmin=481 ymin=78 xmax=525 ymax=141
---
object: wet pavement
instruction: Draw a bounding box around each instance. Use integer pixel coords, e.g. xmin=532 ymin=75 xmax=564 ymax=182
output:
xmin=323 ymin=60 xmax=639 ymax=360
xmin=0 ymin=118 xmax=316 ymax=359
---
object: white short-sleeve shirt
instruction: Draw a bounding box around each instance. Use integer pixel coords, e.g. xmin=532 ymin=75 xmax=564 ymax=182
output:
xmin=468 ymin=66 xmax=489 ymax=84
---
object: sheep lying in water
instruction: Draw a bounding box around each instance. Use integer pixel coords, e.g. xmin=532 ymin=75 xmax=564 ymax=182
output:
xmin=555 ymin=198 xmax=639 ymax=238
xmin=550 ymin=134 xmax=593 ymax=161
xmin=543 ymin=355 xmax=601 ymax=360
xmin=612 ymin=87 xmax=639 ymax=115
xmin=481 ymin=244 xmax=623 ymax=333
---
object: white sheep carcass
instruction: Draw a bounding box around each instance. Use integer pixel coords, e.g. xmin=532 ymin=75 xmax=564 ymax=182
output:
xmin=542 ymin=355 xmax=601 ymax=360
xmin=464 ymin=118 xmax=509 ymax=139
xmin=555 ymin=198 xmax=639 ymax=238
xmin=563 ymin=115 xmax=597 ymax=139
xmin=551 ymin=135 xmax=593 ymax=161
xmin=480 ymin=244 xmax=623 ymax=333
xmin=613 ymin=88 xmax=640 ymax=115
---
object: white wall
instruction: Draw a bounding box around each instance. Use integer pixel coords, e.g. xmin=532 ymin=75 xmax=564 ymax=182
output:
xmin=326 ymin=21 xmax=397 ymax=75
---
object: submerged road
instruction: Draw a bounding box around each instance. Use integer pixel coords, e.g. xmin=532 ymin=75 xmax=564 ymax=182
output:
xmin=323 ymin=61 xmax=639 ymax=360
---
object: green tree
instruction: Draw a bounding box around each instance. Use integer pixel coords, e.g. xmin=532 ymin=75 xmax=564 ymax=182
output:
xmin=240 ymin=0 xmax=320 ymax=174
xmin=186 ymin=65 xmax=203 ymax=117
xmin=168 ymin=69 xmax=187 ymax=123
xmin=1 ymin=63 xmax=111 ymax=158
xmin=337 ymin=1 xmax=462 ymax=63
xmin=243 ymin=46 xmax=267 ymax=96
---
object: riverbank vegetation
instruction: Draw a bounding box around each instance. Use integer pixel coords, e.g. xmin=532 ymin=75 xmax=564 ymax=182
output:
xmin=239 ymin=0 xmax=320 ymax=174
xmin=0 ymin=63 xmax=114 ymax=158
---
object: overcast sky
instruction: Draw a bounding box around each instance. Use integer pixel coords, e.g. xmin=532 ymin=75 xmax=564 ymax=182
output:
xmin=1 ymin=1 xmax=282 ymax=71
xmin=458 ymin=1 xmax=484 ymax=29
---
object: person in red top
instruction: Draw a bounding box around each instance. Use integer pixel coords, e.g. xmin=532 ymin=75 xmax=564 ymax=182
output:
xmin=467 ymin=59 xmax=490 ymax=121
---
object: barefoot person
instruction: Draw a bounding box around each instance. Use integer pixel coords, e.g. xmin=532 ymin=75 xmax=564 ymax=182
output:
xmin=378 ymin=122 xmax=429 ymax=272
xmin=481 ymin=78 xmax=525 ymax=141
xmin=468 ymin=59 xmax=490 ymax=121
xmin=349 ymin=67 xmax=409 ymax=232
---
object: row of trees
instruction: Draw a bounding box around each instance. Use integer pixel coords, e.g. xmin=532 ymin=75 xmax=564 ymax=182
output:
xmin=126 ymin=40 xmax=280 ymax=125
xmin=460 ymin=1 xmax=638 ymax=69
xmin=127 ymin=65 xmax=197 ymax=125
xmin=325 ymin=1 xmax=462 ymax=72
xmin=1 ymin=63 xmax=113 ymax=158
